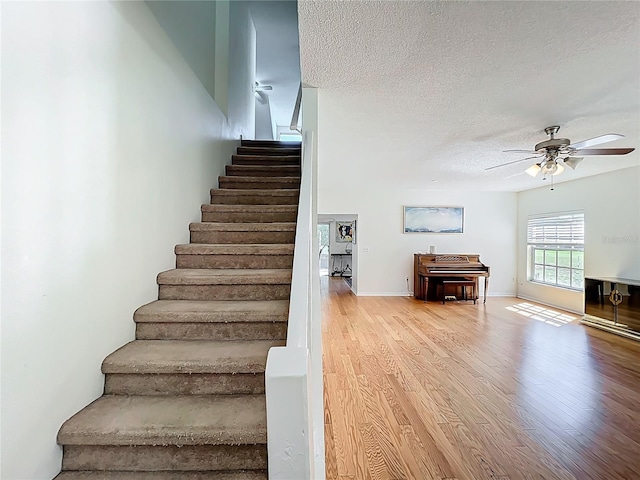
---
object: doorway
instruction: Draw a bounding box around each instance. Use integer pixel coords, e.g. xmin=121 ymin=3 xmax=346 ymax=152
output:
xmin=317 ymin=214 xmax=358 ymax=292
xmin=318 ymin=223 xmax=330 ymax=276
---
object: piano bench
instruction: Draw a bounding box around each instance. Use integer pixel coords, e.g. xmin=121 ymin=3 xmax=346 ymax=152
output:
xmin=439 ymin=280 xmax=477 ymax=304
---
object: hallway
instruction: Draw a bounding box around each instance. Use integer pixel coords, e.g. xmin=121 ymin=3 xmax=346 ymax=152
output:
xmin=321 ymin=277 xmax=640 ymax=479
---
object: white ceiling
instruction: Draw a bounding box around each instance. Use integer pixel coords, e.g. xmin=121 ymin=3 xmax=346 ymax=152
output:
xmin=298 ymin=1 xmax=640 ymax=192
xmin=249 ymin=0 xmax=301 ymax=131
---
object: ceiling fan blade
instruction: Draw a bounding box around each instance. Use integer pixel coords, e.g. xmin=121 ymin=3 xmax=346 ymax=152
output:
xmin=569 ymin=133 xmax=624 ymax=150
xmin=563 ymin=157 xmax=583 ymax=170
xmin=485 ymin=156 xmax=541 ymax=171
xmin=574 ymin=147 xmax=635 ymax=156
xmin=503 ymin=149 xmax=538 ymax=154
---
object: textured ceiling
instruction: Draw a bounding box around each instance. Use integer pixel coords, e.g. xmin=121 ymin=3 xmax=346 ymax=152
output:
xmin=298 ymin=0 xmax=640 ymax=191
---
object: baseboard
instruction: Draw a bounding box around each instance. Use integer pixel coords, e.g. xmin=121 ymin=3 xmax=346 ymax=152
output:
xmin=356 ymin=292 xmax=514 ymax=298
xmin=356 ymin=291 xmax=413 ymax=297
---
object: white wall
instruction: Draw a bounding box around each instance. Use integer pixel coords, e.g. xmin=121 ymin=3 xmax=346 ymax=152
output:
xmin=255 ymin=96 xmax=275 ymax=140
xmin=317 ymin=92 xmax=517 ymax=297
xmin=145 ymin=0 xmax=217 ymax=99
xmin=517 ymin=166 xmax=640 ymax=313
xmin=227 ymin=1 xmax=256 ymax=140
xmin=0 ymin=1 xmax=254 ymax=478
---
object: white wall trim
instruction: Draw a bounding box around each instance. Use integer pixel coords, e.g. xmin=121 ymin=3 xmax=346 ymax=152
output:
xmin=356 ymin=291 xmax=516 ymax=298
xmin=355 ymin=291 xmax=414 ymax=297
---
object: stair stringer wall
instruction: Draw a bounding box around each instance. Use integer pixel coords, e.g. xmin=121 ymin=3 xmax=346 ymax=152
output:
xmin=0 ymin=2 xmax=255 ymax=478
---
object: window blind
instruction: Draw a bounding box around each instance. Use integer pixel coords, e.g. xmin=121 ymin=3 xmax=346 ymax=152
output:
xmin=527 ymin=213 xmax=584 ymax=245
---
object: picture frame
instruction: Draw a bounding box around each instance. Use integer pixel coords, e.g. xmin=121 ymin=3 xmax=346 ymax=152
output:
xmin=403 ymin=206 xmax=464 ymax=234
xmin=335 ymin=221 xmax=354 ymax=243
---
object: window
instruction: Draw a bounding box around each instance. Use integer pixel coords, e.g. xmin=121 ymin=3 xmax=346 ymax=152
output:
xmin=527 ymin=212 xmax=584 ymax=290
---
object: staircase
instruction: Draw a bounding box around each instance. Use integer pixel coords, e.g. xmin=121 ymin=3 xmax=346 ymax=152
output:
xmin=55 ymin=140 xmax=301 ymax=479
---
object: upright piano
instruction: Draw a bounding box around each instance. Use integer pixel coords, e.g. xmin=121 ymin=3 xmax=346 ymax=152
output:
xmin=414 ymin=254 xmax=490 ymax=303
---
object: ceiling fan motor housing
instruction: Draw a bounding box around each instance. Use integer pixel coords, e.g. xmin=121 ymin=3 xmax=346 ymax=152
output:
xmin=534 ymin=137 xmax=571 ymax=152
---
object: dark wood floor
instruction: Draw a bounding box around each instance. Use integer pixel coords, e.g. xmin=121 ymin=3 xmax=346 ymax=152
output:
xmin=321 ymin=276 xmax=640 ymax=480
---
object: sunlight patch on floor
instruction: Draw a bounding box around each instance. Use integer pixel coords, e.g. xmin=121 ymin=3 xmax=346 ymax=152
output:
xmin=506 ymin=302 xmax=577 ymax=327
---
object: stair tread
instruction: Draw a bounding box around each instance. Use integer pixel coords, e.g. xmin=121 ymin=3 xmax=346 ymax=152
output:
xmin=219 ymin=176 xmax=301 ymax=182
xmin=134 ymin=300 xmax=289 ymax=323
xmin=58 ymin=395 xmax=266 ymax=446
xmin=157 ymin=269 xmax=292 ymax=285
xmin=232 ymin=154 xmax=300 ymax=159
xmin=231 ymin=155 xmax=300 ymax=163
xmin=201 ymin=204 xmax=297 ymax=212
xmin=241 ymin=139 xmax=301 ymax=147
xmin=211 ymin=189 xmax=299 ymax=196
xmin=175 ymin=244 xmax=294 ymax=255
xmin=190 ymin=222 xmax=296 ymax=232
xmin=103 ymin=340 xmax=283 ymax=374
xmin=227 ymin=165 xmax=300 ymax=171
xmin=56 ymin=472 xmax=267 ymax=480
xmin=237 ymin=147 xmax=300 ymax=154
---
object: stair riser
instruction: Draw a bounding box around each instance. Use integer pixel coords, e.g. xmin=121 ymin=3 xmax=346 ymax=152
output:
xmin=56 ymin=472 xmax=268 ymax=480
xmin=62 ymin=444 xmax=267 ymax=471
xmin=218 ymin=179 xmax=300 ymax=190
xmin=159 ymin=285 xmax=291 ymax=301
xmin=136 ymin=322 xmax=287 ymax=341
xmin=176 ymin=255 xmax=293 ymax=269
xmin=105 ymin=373 xmax=265 ymax=395
xmin=190 ymin=232 xmax=295 ymax=244
xmin=232 ymin=156 xmax=300 ymax=166
xmin=201 ymin=211 xmax=298 ymax=223
xmin=241 ymin=140 xmax=301 ymax=148
xmin=226 ymin=165 xmax=301 ymax=177
xmin=237 ymin=147 xmax=300 ymax=156
xmin=210 ymin=194 xmax=299 ymax=205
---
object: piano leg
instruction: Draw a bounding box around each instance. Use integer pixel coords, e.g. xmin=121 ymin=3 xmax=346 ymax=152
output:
xmin=422 ymin=276 xmax=429 ymax=303
xmin=484 ymin=277 xmax=489 ymax=304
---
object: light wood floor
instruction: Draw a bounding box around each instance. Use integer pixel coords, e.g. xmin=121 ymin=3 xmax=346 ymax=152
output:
xmin=321 ymin=277 xmax=640 ymax=480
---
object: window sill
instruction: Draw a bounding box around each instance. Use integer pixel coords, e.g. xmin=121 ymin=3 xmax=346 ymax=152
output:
xmin=527 ymin=280 xmax=584 ymax=293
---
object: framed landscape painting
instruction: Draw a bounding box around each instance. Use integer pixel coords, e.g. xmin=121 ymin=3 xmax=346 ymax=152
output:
xmin=403 ymin=206 xmax=464 ymax=234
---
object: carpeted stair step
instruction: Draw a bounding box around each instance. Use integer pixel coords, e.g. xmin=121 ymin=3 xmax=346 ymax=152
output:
xmin=103 ymin=339 xmax=283 ymax=395
xmin=211 ymin=188 xmax=299 ymax=205
xmin=201 ymin=205 xmax=298 ymax=223
xmin=236 ymin=146 xmax=300 ymax=156
xmin=190 ymin=222 xmax=295 ymax=244
xmin=58 ymin=395 xmax=267 ymax=472
xmin=218 ymin=176 xmax=300 ymax=190
xmin=55 ymin=471 xmax=268 ymax=480
xmin=231 ymin=155 xmax=300 ymax=166
xmin=176 ymin=244 xmax=294 ymax=269
xmin=157 ymin=269 xmax=292 ymax=301
xmin=240 ymin=139 xmax=301 ymax=148
xmin=60 ymin=445 xmax=266 ymax=474
xmin=225 ymin=165 xmax=301 ymax=177
xmin=134 ymin=300 xmax=288 ymax=341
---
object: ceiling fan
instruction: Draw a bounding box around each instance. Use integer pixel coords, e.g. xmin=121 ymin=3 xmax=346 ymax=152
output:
xmin=486 ymin=126 xmax=635 ymax=179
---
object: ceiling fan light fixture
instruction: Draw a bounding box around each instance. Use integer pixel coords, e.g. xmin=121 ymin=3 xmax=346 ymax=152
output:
xmin=563 ymin=157 xmax=583 ymax=170
xmin=553 ymin=162 xmax=564 ymax=176
xmin=540 ymin=161 xmax=564 ymax=176
xmin=525 ymin=164 xmax=541 ymax=177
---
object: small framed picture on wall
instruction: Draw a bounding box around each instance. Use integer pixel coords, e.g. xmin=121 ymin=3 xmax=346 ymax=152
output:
xmin=336 ymin=221 xmax=355 ymax=243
